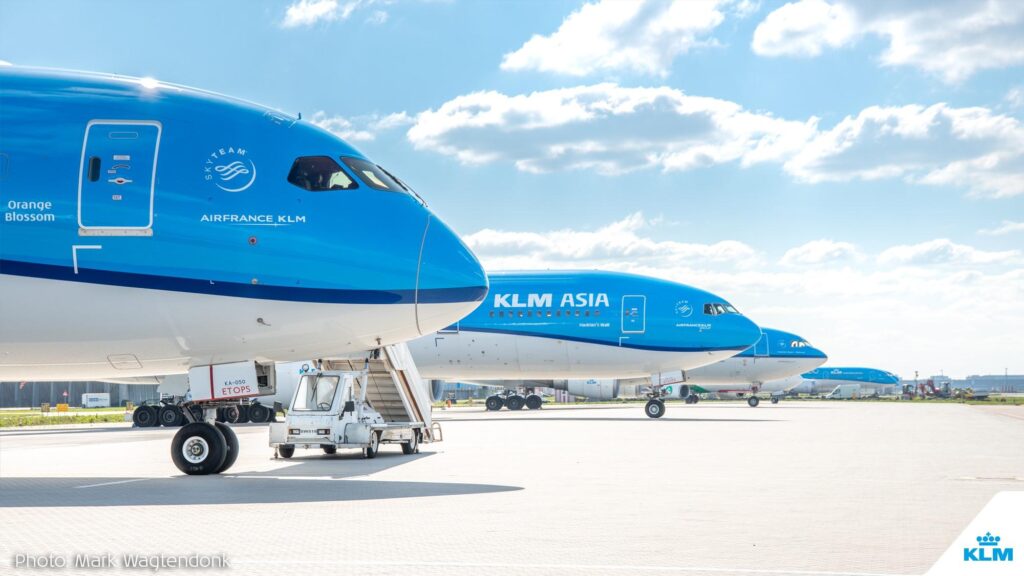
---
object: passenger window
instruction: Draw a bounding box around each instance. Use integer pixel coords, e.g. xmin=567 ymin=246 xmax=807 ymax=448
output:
xmin=341 ymin=157 xmax=404 ymax=191
xmin=287 ymin=156 xmax=358 ymax=191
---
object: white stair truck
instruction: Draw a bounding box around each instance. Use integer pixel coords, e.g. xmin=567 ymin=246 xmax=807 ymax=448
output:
xmin=269 ymin=343 xmax=441 ymax=459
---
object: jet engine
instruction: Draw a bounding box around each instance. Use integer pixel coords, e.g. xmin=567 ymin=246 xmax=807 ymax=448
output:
xmin=556 ymin=379 xmax=620 ymax=400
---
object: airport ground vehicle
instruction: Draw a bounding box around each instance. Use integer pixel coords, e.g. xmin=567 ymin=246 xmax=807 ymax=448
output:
xmin=270 ymin=345 xmax=440 ymax=459
xmin=826 ymin=384 xmax=861 ymax=399
xmin=81 ymin=393 xmax=110 ymax=408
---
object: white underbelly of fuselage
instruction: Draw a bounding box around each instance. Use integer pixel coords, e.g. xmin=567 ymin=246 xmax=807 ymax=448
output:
xmin=685 ymin=356 xmax=827 ymax=392
xmin=409 ymin=330 xmax=736 ymax=380
xmin=0 ymin=274 xmax=464 ymax=380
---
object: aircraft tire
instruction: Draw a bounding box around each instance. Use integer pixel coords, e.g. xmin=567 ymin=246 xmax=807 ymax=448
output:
xmin=525 ymin=394 xmax=543 ymax=410
xmin=214 ymin=422 xmax=239 ymax=473
xmin=158 ymin=404 xmax=183 ymax=427
xmin=171 ymin=422 xmax=227 ymax=475
xmin=278 ymin=445 xmax=295 ymax=459
xmin=485 ymin=395 xmax=504 ymax=411
xmin=322 ymin=445 xmax=337 ymax=455
xmin=748 ymin=396 xmax=760 ymax=407
xmin=234 ymin=404 xmax=250 ymax=424
xmin=248 ymin=403 xmax=270 ymax=423
xmin=506 ymin=395 xmax=525 ymax=411
xmin=770 ymin=396 xmax=780 ymax=404
xmin=644 ymin=399 xmax=665 ymax=419
xmin=222 ymin=405 xmax=240 ymax=423
xmin=133 ymin=405 xmax=158 ymax=428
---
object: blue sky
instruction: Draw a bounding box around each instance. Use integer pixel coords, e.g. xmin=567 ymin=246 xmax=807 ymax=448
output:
xmin=2 ymin=0 xmax=1022 ymax=377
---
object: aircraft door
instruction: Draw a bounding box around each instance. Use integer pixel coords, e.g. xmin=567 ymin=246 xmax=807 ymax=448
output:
xmin=78 ymin=120 xmax=161 ymax=234
xmin=621 ymin=295 xmax=646 ymax=334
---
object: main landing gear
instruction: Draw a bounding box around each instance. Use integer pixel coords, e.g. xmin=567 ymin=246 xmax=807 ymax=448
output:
xmin=485 ymin=389 xmax=543 ymax=411
xmin=169 ymin=404 xmax=241 ymax=475
xmin=644 ymin=399 xmax=665 ymax=418
xmin=747 ymin=396 xmax=760 ymax=407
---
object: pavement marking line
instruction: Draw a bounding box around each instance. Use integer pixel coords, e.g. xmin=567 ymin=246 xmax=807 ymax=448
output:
xmin=233 ymin=559 xmax=915 ymax=576
xmin=75 ymin=478 xmax=153 ymax=489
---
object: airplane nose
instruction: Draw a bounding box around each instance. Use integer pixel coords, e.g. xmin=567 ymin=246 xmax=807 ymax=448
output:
xmin=414 ymin=214 xmax=488 ymax=334
xmin=732 ymin=315 xmax=762 ymax=350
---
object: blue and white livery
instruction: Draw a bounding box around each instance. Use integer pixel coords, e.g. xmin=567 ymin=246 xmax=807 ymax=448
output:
xmin=407 ymin=270 xmax=762 ymax=417
xmin=789 ymin=367 xmax=901 ymax=397
xmin=0 ymin=67 xmax=487 ymax=473
xmin=658 ymin=328 xmax=828 ymax=407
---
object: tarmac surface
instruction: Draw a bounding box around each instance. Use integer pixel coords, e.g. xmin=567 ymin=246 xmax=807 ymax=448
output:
xmin=1 ymin=401 xmax=1022 ymax=575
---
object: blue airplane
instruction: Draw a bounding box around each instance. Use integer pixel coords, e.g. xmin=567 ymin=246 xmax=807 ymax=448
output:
xmin=789 ymin=367 xmax=901 ymax=396
xmin=0 ymin=66 xmax=487 ymax=473
xmin=656 ymin=327 xmax=828 ymax=406
xmin=408 ymin=270 xmax=763 ymax=417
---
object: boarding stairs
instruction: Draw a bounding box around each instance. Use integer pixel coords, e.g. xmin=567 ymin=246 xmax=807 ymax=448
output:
xmin=323 ymin=343 xmax=438 ymax=441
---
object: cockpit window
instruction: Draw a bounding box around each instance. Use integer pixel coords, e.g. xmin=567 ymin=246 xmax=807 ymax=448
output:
xmin=791 ymin=340 xmax=811 ymax=348
xmin=341 ymin=157 xmax=404 ymax=191
xmin=703 ymin=302 xmax=739 ymax=316
xmin=288 ymin=156 xmax=358 ymax=191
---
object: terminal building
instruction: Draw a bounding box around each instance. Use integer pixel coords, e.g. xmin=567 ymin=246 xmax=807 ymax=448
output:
xmin=0 ymin=381 xmax=159 ymax=408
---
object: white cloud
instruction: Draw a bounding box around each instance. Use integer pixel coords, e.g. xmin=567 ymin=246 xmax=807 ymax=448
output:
xmin=281 ymin=0 xmax=389 ymax=28
xmin=780 ymin=239 xmax=861 ymax=266
xmin=784 ymin=104 xmax=1024 ymax=198
xmin=979 ymin=221 xmax=1024 ymax=236
xmin=462 ymin=214 xmax=1024 ymax=377
xmin=465 ymin=212 xmax=760 ymax=269
xmin=1006 ymin=87 xmax=1024 ymax=109
xmin=407 ymin=83 xmax=816 ymax=175
xmin=751 ymin=0 xmax=856 ymax=57
xmin=309 ymin=110 xmax=413 ymax=142
xmin=500 ymin=0 xmax=730 ymax=77
xmin=752 ymin=0 xmax=1024 ymax=83
xmin=407 ymin=86 xmax=1024 ymax=198
xmin=877 ymin=239 xmax=1021 ymax=266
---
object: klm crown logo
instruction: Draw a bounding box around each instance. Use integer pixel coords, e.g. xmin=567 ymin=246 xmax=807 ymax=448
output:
xmin=964 ymin=532 xmax=1013 ymax=562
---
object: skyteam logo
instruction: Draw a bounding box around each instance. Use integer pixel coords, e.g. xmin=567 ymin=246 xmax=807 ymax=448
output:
xmin=204 ymin=146 xmax=256 ymax=192
xmin=964 ymin=532 xmax=1013 ymax=562
xmin=674 ymin=300 xmax=693 ymax=318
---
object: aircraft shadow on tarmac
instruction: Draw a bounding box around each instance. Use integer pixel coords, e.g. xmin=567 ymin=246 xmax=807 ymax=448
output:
xmin=0 ymin=452 xmax=522 ymax=508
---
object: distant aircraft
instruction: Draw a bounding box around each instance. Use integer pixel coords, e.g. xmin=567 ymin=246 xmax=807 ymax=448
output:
xmin=656 ymin=327 xmax=827 ymax=407
xmin=783 ymin=367 xmax=901 ymax=397
xmin=0 ymin=67 xmax=487 ymax=474
xmin=408 ymin=270 xmax=762 ymax=418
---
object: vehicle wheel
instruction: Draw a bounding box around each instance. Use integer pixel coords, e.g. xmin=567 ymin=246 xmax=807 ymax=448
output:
xmin=401 ymin=431 xmax=420 ymax=455
xmin=133 ymin=405 xmax=158 ymax=428
xmin=278 ymin=445 xmax=295 ymax=459
xmin=770 ymin=396 xmax=780 ymax=404
xmin=748 ymin=396 xmax=760 ymax=407
xmin=158 ymin=405 xmax=182 ymax=427
xmin=171 ymin=423 xmax=227 ymax=475
xmin=364 ymin=431 xmax=381 ymax=459
xmin=485 ymin=395 xmax=504 ymax=411
xmin=692 ymin=395 xmax=700 ymax=404
xmin=248 ymin=403 xmax=270 ymax=423
xmin=525 ymin=394 xmax=543 ymax=410
xmin=644 ymin=399 xmax=665 ymax=419
xmin=234 ymin=405 xmax=250 ymax=424
xmin=222 ymin=405 xmax=240 ymax=423
xmin=321 ymin=445 xmax=337 ymax=455
xmin=214 ymin=422 xmax=239 ymax=473
xmin=215 ymin=407 xmax=226 ymax=422
xmin=506 ymin=395 xmax=525 ymax=411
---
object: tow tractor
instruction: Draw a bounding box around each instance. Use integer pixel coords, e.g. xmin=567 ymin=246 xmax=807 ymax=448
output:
xmin=270 ymin=344 xmax=441 ymax=459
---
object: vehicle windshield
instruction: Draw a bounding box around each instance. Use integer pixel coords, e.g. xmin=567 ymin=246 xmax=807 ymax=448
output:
xmin=292 ymin=374 xmax=340 ymax=411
